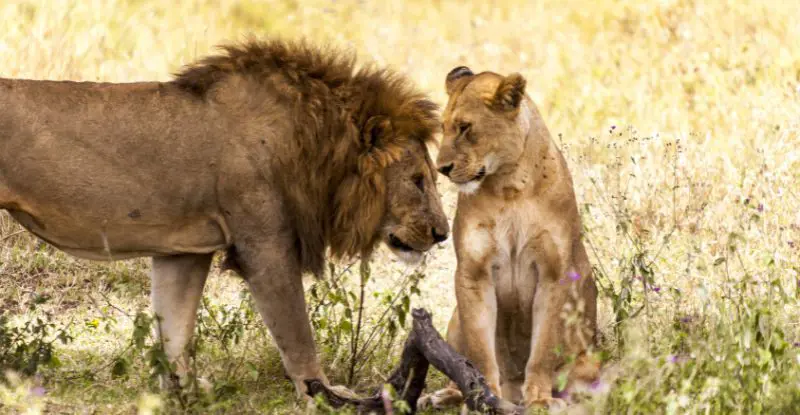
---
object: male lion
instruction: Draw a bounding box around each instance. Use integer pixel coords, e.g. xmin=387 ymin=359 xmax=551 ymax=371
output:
xmin=0 ymin=39 xmax=449 ymax=398
xmin=423 ymin=67 xmax=599 ymax=409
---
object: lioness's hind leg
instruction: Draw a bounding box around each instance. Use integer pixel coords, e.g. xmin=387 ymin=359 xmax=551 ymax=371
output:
xmin=151 ymin=253 xmax=213 ymax=390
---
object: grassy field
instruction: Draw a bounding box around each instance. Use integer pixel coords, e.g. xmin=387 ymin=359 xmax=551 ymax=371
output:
xmin=1 ymin=0 xmax=799 ymax=413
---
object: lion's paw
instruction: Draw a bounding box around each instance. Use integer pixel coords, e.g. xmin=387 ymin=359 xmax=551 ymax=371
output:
xmin=327 ymin=384 xmax=361 ymax=400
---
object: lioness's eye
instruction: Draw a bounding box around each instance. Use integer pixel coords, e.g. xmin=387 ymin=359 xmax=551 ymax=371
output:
xmin=457 ymin=122 xmax=471 ymax=136
xmin=412 ymin=174 xmax=424 ymax=192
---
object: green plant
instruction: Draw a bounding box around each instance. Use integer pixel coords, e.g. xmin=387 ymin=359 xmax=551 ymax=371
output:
xmin=308 ymin=260 xmax=426 ymax=386
xmin=0 ymin=294 xmax=73 ymax=376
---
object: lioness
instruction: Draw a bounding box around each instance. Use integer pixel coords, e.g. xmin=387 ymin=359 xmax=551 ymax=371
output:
xmin=0 ymin=39 xmax=449 ymax=398
xmin=427 ymin=67 xmax=599 ymax=408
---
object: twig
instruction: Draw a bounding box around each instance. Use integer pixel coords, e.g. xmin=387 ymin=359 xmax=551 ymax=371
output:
xmin=348 ymin=261 xmax=369 ymax=384
xmin=307 ymin=309 xmax=524 ymax=414
xmin=0 ymin=230 xmax=25 ymax=243
xmin=96 ymin=290 xmax=134 ymax=320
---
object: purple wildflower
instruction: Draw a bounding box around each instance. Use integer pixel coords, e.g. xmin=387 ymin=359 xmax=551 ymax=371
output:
xmin=30 ymin=386 xmax=45 ymax=397
xmin=381 ymin=387 xmax=393 ymax=414
xmin=652 ymin=286 xmax=661 ymax=293
xmin=793 ymin=342 xmax=800 ymax=348
xmin=679 ymin=316 xmax=692 ymax=324
xmin=553 ymin=389 xmax=570 ymax=399
xmin=589 ymin=379 xmax=610 ymax=394
xmin=668 ymin=355 xmax=679 ymax=364
xmin=568 ymin=271 xmax=581 ymax=281
xmin=757 ymin=203 xmax=764 ymax=212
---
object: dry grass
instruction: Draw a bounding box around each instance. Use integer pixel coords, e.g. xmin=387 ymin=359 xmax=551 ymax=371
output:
xmin=1 ymin=0 xmax=799 ymax=413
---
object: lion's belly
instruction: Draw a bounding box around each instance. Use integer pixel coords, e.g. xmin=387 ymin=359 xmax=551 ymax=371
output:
xmin=5 ymin=202 xmax=229 ymax=260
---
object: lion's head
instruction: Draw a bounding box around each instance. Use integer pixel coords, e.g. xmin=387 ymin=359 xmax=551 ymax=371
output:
xmin=173 ymin=39 xmax=450 ymax=271
xmin=436 ymin=66 xmax=530 ymax=194
xmin=331 ymin=83 xmax=449 ymax=265
xmin=381 ymin=139 xmax=449 ymax=263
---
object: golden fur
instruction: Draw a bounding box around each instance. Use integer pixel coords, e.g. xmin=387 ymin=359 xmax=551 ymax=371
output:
xmin=172 ymin=39 xmax=444 ymax=274
xmin=423 ymin=67 xmax=599 ymax=409
xmin=0 ymin=38 xmax=449 ymax=396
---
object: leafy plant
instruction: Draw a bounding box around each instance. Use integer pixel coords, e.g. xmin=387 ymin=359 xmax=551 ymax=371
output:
xmin=308 ymin=260 xmax=426 ymax=386
xmin=0 ymin=294 xmax=73 ymax=376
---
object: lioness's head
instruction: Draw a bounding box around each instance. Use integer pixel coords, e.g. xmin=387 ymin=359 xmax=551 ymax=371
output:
xmin=436 ymin=66 xmax=530 ymax=194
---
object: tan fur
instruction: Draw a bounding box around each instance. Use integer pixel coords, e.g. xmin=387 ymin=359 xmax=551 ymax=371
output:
xmin=430 ymin=68 xmax=599 ymax=409
xmin=0 ymin=39 xmax=449 ymax=397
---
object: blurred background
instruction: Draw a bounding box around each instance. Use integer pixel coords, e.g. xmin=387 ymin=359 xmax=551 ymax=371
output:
xmin=1 ymin=1 xmax=799 ymax=413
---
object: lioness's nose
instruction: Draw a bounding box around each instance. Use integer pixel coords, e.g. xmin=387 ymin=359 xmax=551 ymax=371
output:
xmin=432 ymin=227 xmax=448 ymax=244
xmin=437 ymin=163 xmax=454 ymax=177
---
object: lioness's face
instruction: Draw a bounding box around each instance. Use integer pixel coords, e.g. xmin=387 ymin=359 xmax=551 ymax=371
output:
xmin=382 ymin=140 xmax=449 ymax=264
xmin=436 ymin=67 xmax=529 ymax=194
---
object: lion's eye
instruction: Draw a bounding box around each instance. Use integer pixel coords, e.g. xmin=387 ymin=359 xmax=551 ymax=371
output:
xmin=412 ymin=174 xmax=424 ymax=192
xmin=457 ymin=122 xmax=471 ymax=136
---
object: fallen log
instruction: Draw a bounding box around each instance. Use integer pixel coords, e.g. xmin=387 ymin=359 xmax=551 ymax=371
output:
xmin=305 ymin=325 xmax=429 ymax=412
xmin=306 ymin=308 xmax=525 ymax=414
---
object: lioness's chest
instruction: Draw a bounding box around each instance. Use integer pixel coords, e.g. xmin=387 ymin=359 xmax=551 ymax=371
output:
xmin=458 ymin=198 xmax=559 ymax=312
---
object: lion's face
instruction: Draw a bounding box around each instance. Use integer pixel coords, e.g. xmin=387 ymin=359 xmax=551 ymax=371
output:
xmin=436 ymin=67 xmax=529 ymax=194
xmin=382 ymin=139 xmax=449 ymax=263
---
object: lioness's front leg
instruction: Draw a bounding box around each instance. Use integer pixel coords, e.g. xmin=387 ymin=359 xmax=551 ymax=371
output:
xmin=151 ymin=253 xmax=213 ymax=390
xmin=523 ymin=264 xmax=593 ymax=407
xmin=455 ymin=265 xmax=502 ymax=397
xmin=522 ymin=274 xmax=566 ymax=407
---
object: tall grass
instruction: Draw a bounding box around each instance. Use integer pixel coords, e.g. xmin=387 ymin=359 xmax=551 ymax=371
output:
xmin=1 ymin=0 xmax=799 ymax=413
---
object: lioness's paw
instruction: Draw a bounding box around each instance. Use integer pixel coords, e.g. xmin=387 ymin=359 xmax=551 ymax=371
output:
xmin=523 ymin=384 xmax=567 ymax=410
xmin=417 ymin=388 xmax=463 ymax=410
xmin=524 ymin=396 xmax=567 ymax=412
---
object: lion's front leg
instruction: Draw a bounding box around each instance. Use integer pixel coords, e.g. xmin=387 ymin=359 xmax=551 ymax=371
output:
xmin=235 ymin=241 xmax=328 ymax=399
xmin=151 ymin=253 xmax=213 ymax=392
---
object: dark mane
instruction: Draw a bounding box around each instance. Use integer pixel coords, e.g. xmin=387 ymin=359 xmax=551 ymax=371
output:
xmin=173 ymin=39 xmax=439 ymax=277
xmin=172 ymin=38 xmax=438 ymax=143
xmin=173 ymin=38 xmax=356 ymax=98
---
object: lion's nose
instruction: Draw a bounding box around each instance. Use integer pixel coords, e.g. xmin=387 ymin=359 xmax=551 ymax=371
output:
xmin=432 ymin=227 xmax=448 ymax=244
xmin=437 ymin=163 xmax=454 ymax=177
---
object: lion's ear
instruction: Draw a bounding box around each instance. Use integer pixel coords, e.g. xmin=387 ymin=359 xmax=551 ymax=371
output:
xmin=362 ymin=115 xmax=393 ymax=150
xmin=445 ymin=66 xmax=474 ymax=95
xmin=490 ymin=73 xmax=526 ymax=112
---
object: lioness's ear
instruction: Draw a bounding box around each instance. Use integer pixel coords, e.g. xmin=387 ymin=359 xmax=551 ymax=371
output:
xmin=362 ymin=115 xmax=392 ymax=150
xmin=445 ymin=66 xmax=474 ymax=95
xmin=490 ymin=73 xmax=526 ymax=112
